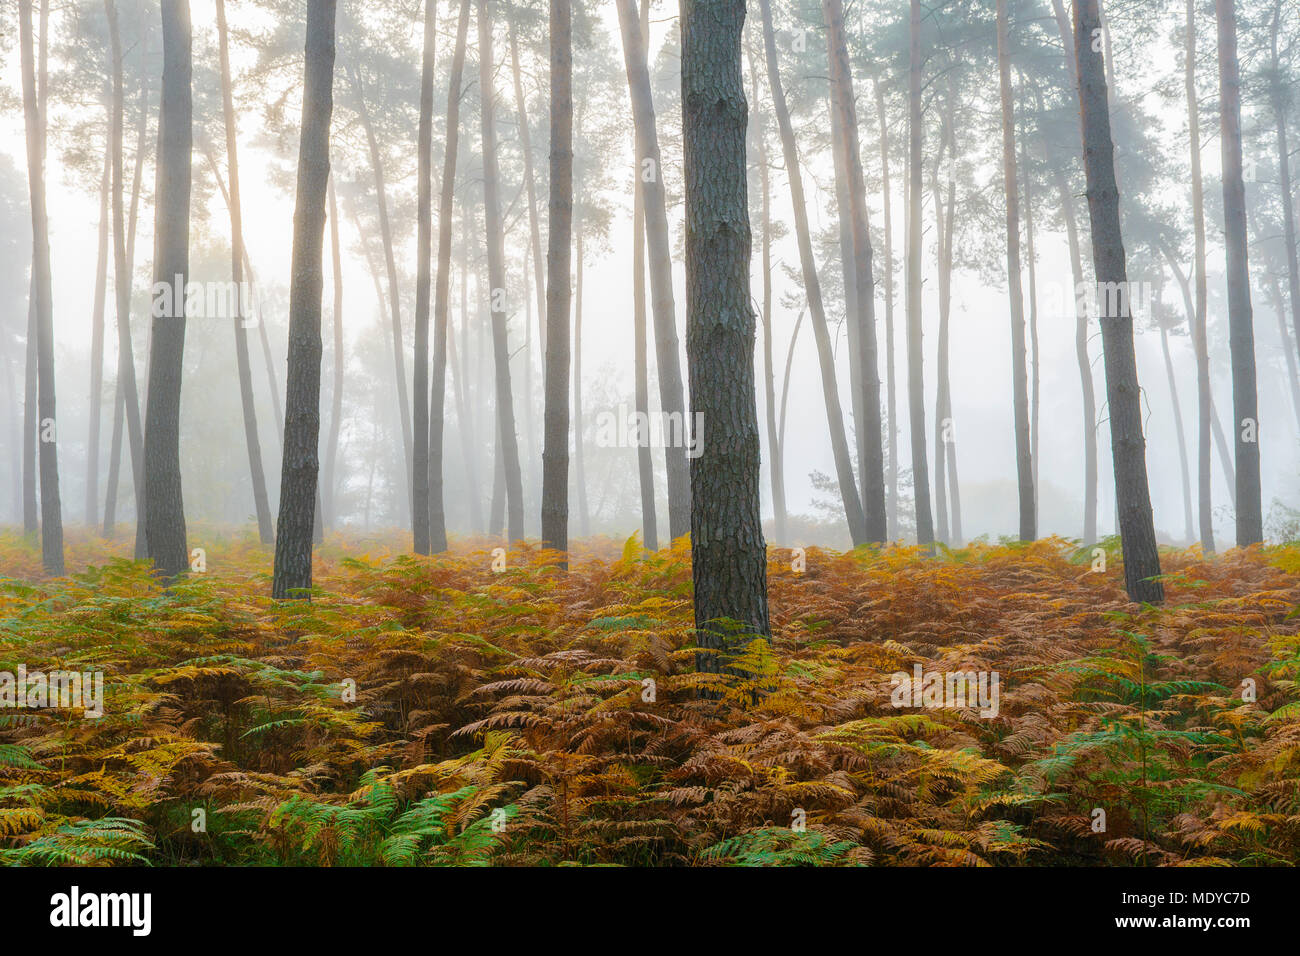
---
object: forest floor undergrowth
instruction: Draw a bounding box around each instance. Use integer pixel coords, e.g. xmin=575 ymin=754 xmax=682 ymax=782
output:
xmin=0 ymin=528 xmax=1298 ymax=866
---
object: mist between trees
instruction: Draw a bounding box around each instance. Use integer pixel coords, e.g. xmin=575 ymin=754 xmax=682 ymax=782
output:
xmin=2 ymin=0 xmax=1299 ymax=606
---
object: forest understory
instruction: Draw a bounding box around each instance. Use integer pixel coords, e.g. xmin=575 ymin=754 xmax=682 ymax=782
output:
xmin=1 ymin=530 xmax=1297 ymax=867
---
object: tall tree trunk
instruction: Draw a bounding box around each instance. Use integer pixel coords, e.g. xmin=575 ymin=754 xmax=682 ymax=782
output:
xmin=478 ymin=0 xmax=525 ymax=543
xmin=142 ymin=0 xmax=193 ymax=578
xmin=412 ymin=0 xmax=437 ymax=554
xmin=932 ymin=107 xmax=960 ymax=546
xmin=272 ymin=0 xmax=336 ymax=598
xmin=324 ymin=175 xmax=344 ymax=526
xmin=18 ymin=0 xmax=62 ymax=574
xmin=874 ymin=78 xmax=899 ymax=541
xmin=541 ymin=0 xmax=573 ymax=561
xmin=757 ymin=0 xmax=868 ymax=546
xmin=1159 ymin=301 xmax=1196 ymax=543
xmin=1073 ymin=0 xmax=1163 ymax=603
xmin=997 ymin=0 xmax=1036 ymax=542
xmin=614 ymin=0 xmax=692 ymax=540
xmin=825 ymin=0 xmax=886 ymax=542
xmin=216 ymin=0 xmax=274 ymax=545
xmin=683 ymin=0 xmax=770 ymax=669
xmin=1269 ymin=274 xmax=1300 ymax=432
xmin=347 ymin=62 xmax=413 ymax=524
xmin=509 ymin=24 xmax=546 ymax=356
xmin=906 ymin=0 xmax=934 ymax=548
xmin=1271 ymin=0 xmax=1300 ymax=386
xmin=749 ymin=41 xmax=785 ymax=545
xmin=633 ymin=0 xmax=658 ymax=552
xmin=1216 ymin=0 xmax=1262 ymax=546
xmin=1019 ymin=84 xmax=1041 ymax=524
xmin=23 ymin=289 xmax=37 ymax=535
xmin=87 ymin=147 xmax=111 ymax=528
xmin=430 ymin=0 xmax=472 ymax=553
xmin=572 ymin=222 xmax=590 ymax=538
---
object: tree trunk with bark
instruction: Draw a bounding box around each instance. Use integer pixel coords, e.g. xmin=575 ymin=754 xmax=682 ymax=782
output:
xmin=412 ymin=0 xmax=437 ymax=554
xmin=906 ymin=0 xmax=934 ymax=548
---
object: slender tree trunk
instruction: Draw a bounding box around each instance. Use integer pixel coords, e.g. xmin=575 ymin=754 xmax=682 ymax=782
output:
xmin=683 ymin=0 xmax=770 ymax=668
xmin=1268 ymin=275 xmax=1300 ymax=433
xmin=614 ymin=0 xmax=692 ymax=540
xmin=272 ymin=0 xmax=336 ymax=598
xmin=932 ymin=108 xmax=960 ymax=546
xmin=1020 ymin=86 xmax=1041 ymax=525
xmin=997 ymin=0 xmax=1036 ymax=542
xmin=1271 ymin=0 xmax=1300 ymax=386
xmin=412 ymin=0 xmax=437 ymax=554
xmin=324 ymin=175 xmax=344 ymax=526
xmin=87 ymin=148 xmax=111 ymax=528
xmin=1073 ymin=0 xmax=1163 ymax=603
xmin=19 ymin=0 xmax=61 ymax=573
xmin=749 ymin=42 xmax=785 ymax=545
xmin=1159 ymin=307 xmax=1196 ymax=543
xmin=631 ymin=0 xmax=658 ymax=552
xmin=758 ymin=0 xmax=868 ymax=546
xmin=509 ymin=25 xmax=546 ymax=356
xmin=906 ymin=0 xmax=934 ymax=548
xmin=347 ymin=63 xmax=413 ymax=524
xmin=541 ymin=0 xmax=573 ymax=561
xmin=1215 ymin=0 xmax=1262 ymax=546
xmin=216 ymin=0 xmax=274 ymax=545
xmin=825 ymin=0 xmax=886 ymax=542
xmin=478 ymin=0 xmax=525 ymax=543
xmin=430 ymin=0 xmax=472 ymax=553
xmin=23 ymin=289 xmax=37 ymax=536
xmin=573 ymin=223 xmax=590 ymax=538
xmin=874 ymin=78 xmax=899 ymax=541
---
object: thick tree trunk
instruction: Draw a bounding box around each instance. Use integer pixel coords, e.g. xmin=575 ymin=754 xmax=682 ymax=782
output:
xmin=87 ymin=148 xmax=111 ymax=528
xmin=997 ymin=0 xmax=1036 ymax=542
xmin=1073 ymin=0 xmax=1163 ymax=603
xmin=825 ymin=0 xmax=886 ymax=543
xmin=216 ymin=0 xmax=274 ymax=545
xmin=758 ymin=0 xmax=868 ymax=546
xmin=1215 ymin=0 xmax=1262 ymax=546
xmin=19 ymin=0 xmax=61 ymax=574
xmin=272 ymin=0 xmax=336 ymax=598
xmin=874 ymin=78 xmax=899 ymax=541
xmin=478 ymin=0 xmax=525 ymax=543
xmin=749 ymin=43 xmax=785 ymax=545
xmin=906 ymin=0 xmax=934 ymax=548
xmin=541 ymin=0 xmax=573 ymax=561
xmin=683 ymin=0 xmax=770 ymax=668
xmin=142 ymin=0 xmax=193 ymax=578
xmin=430 ymin=0 xmax=472 ymax=553
xmin=412 ymin=0 xmax=437 ymax=554
xmin=614 ymin=0 xmax=692 ymax=540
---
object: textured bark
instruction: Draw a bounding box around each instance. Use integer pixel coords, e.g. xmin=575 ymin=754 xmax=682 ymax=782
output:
xmin=614 ymin=0 xmax=692 ymax=540
xmin=87 ymin=148 xmax=111 ymax=528
xmin=216 ymin=0 xmax=274 ymax=545
xmin=824 ymin=0 xmax=886 ymax=543
xmin=272 ymin=0 xmax=336 ymax=599
xmin=906 ymin=0 xmax=934 ymax=548
xmin=682 ymin=0 xmax=770 ymax=669
xmin=874 ymin=78 xmax=899 ymax=541
xmin=996 ymin=0 xmax=1036 ymax=543
xmin=412 ymin=0 xmax=437 ymax=554
xmin=142 ymin=0 xmax=193 ymax=579
xmin=1073 ymin=0 xmax=1163 ymax=603
xmin=430 ymin=0 xmax=472 ymax=553
xmin=1215 ymin=0 xmax=1262 ymax=546
xmin=748 ymin=43 xmax=785 ymax=545
xmin=478 ymin=0 xmax=525 ymax=543
xmin=541 ymin=0 xmax=573 ymax=561
xmin=758 ymin=0 xmax=868 ymax=546
xmin=19 ymin=0 xmax=62 ymax=574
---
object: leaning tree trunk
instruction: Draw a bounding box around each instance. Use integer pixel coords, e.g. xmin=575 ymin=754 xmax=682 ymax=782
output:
xmin=18 ymin=0 xmax=62 ymax=575
xmin=541 ymin=0 xmax=573 ymax=562
xmin=478 ymin=0 xmax=525 ymax=543
xmin=430 ymin=0 xmax=472 ymax=553
xmin=412 ymin=0 xmax=437 ymax=554
xmin=1073 ymin=0 xmax=1163 ymax=603
xmin=758 ymin=0 xmax=868 ymax=546
xmin=997 ymin=0 xmax=1036 ymax=543
xmin=216 ymin=0 xmax=274 ymax=545
xmin=906 ymin=0 xmax=934 ymax=548
xmin=143 ymin=0 xmax=193 ymax=579
xmin=272 ymin=0 xmax=336 ymax=599
xmin=683 ymin=0 xmax=770 ymax=670
xmin=614 ymin=0 xmax=692 ymax=540
xmin=1215 ymin=0 xmax=1262 ymax=546
xmin=824 ymin=0 xmax=886 ymax=543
